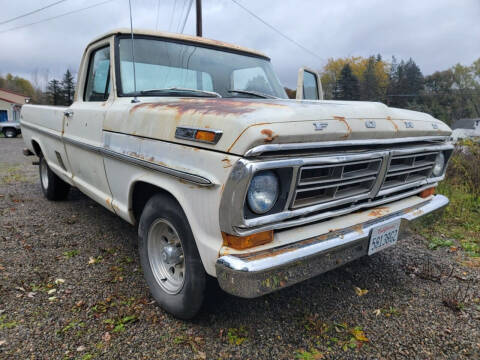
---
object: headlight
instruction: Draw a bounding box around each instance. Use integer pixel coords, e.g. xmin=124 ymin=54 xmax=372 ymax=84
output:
xmin=247 ymin=170 xmax=279 ymax=214
xmin=432 ymin=152 xmax=445 ymax=177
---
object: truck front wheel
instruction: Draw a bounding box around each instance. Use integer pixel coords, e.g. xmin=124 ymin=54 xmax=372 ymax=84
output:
xmin=138 ymin=194 xmax=206 ymax=319
xmin=39 ymin=156 xmax=71 ymax=200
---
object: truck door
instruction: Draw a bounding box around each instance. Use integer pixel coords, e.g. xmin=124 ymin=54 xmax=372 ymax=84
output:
xmin=63 ymin=44 xmax=114 ymax=209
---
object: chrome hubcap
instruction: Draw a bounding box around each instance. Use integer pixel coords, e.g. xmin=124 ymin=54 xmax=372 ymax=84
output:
xmin=147 ymin=219 xmax=185 ymax=294
xmin=40 ymin=159 xmax=49 ymax=190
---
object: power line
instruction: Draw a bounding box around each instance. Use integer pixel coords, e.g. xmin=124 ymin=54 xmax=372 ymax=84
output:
xmin=0 ymin=0 xmax=69 ymax=26
xmin=179 ymin=0 xmax=193 ymax=33
xmin=230 ymin=0 xmax=324 ymax=62
xmin=176 ymin=0 xmax=188 ymax=32
xmin=169 ymin=0 xmax=178 ymax=31
xmin=0 ymin=0 xmax=115 ymax=35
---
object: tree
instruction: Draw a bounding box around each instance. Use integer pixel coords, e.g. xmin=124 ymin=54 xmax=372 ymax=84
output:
xmin=61 ymin=69 xmax=75 ymax=106
xmin=0 ymin=73 xmax=35 ymax=98
xmin=320 ymin=56 xmax=389 ymax=100
xmin=387 ymin=58 xmax=424 ymax=108
xmin=361 ymin=56 xmax=381 ymax=101
xmin=335 ymin=64 xmax=360 ymax=100
xmin=47 ymin=79 xmax=62 ymax=105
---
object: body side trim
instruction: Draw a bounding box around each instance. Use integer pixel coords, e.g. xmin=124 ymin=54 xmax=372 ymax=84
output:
xmin=21 ymin=121 xmax=213 ymax=186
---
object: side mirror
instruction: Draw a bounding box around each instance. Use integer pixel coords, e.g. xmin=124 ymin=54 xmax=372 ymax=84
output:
xmin=296 ymin=67 xmax=323 ymax=100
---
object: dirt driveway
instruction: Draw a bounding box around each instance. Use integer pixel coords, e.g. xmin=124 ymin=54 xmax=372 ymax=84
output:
xmin=0 ymin=138 xmax=479 ymax=359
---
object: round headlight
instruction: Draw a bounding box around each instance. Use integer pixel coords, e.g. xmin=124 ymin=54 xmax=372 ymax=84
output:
xmin=247 ymin=170 xmax=279 ymax=214
xmin=432 ymin=152 xmax=445 ymax=177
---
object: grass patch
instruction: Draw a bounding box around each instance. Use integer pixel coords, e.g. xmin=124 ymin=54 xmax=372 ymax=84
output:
xmin=0 ymin=315 xmax=18 ymax=329
xmin=412 ymin=140 xmax=480 ymax=258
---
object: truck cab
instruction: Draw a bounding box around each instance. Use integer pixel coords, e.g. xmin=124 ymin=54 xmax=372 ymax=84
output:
xmin=21 ymin=29 xmax=453 ymax=319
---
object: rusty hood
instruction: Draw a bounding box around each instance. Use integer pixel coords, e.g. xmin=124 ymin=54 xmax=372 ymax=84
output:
xmin=104 ymin=97 xmax=452 ymax=156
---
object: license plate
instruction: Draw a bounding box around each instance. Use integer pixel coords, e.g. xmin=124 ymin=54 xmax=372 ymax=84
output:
xmin=368 ymin=219 xmax=401 ymax=255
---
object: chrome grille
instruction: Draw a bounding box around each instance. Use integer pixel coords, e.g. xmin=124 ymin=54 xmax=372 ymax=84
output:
xmin=381 ymin=151 xmax=438 ymax=190
xmin=292 ymin=159 xmax=382 ymax=208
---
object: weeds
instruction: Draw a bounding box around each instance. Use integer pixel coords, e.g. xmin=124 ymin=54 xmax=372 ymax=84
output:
xmin=226 ymin=326 xmax=248 ymax=345
xmin=304 ymin=315 xmax=369 ymax=352
xmin=413 ymin=140 xmax=480 ymax=259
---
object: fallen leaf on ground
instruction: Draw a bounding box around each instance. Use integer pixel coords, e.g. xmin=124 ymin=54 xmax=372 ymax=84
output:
xmin=48 ymin=296 xmax=57 ymax=302
xmin=354 ymin=286 xmax=368 ymax=296
xmin=88 ymin=257 xmax=96 ymax=265
xmin=373 ymin=309 xmax=381 ymax=316
xmin=76 ymin=345 xmax=86 ymax=352
xmin=15 ymin=286 xmax=25 ymax=292
xmin=54 ymin=278 xmax=65 ymax=285
xmin=0 ymin=265 xmax=4 ymax=271
xmin=351 ymin=328 xmax=369 ymax=342
xmin=0 ymin=340 xmax=6 ymax=346
xmin=27 ymin=292 xmax=36 ymax=298
xmin=47 ymin=289 xmax=56 ymax=295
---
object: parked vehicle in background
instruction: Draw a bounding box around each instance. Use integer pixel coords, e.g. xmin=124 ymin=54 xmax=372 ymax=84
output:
xmin=20 ymin=29 xmax=453 ymax=319
xmin=0 ymin=121 xmax=21 ymax=138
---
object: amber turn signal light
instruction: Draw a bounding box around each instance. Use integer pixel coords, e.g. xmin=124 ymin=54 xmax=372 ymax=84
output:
xmin=195 ymin=130 xmax=216 ymax=143
xmin=419 ymin=187 xmax=435 ymax=198
xmin=222 ymin=231 xmax=274 ymax=250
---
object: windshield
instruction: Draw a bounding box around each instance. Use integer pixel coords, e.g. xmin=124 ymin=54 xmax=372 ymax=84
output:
xmin=117 ymin=36 xmax=287 ymax=99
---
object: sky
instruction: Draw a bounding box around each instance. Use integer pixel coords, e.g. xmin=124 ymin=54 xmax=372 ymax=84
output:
xmin=0 ymin=0 xmax=479 ymax=89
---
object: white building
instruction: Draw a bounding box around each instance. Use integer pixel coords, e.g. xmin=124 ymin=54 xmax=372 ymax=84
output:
xmin=451 ymin=118 xmax=480 ymax=142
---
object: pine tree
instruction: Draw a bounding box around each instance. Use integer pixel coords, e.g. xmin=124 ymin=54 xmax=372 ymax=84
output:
xmin=335 ymin=64 xmax=360 ymax=100
xmin=361 ymin=57 xmax=380 ymax=101
xmin=47 ymin=79 xmax=62 ymax=105
xmin=61 ymin=69 xmax=75 ymax=106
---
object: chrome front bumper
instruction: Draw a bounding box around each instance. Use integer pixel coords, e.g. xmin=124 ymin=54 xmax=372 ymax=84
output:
xmin=215 ymin=195 xmax=448 ymax=298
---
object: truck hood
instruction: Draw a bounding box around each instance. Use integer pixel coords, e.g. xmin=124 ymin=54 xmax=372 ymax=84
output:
xmin=104 ymin=98 xmax=452 ymax=156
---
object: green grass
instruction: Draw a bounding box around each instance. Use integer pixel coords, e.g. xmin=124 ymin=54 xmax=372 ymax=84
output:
xmin=413 ymin=140 xmax=480 ymax=258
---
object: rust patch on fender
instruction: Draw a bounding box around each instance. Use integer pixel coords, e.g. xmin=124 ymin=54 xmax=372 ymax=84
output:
xmin=334 ymin=116 xmax=352 ymax=138
xmin=226 ymin=122 xmax=271 ymax=152
xmin=368 ymin=206 xmax=390 ymax=217
xmin=260 ymin=128 xmax=278 ymax=143
xmin=129 ymin=98 xmax=286 ymax=120
xmin=221 ymin=157 xmax=232 ymax=168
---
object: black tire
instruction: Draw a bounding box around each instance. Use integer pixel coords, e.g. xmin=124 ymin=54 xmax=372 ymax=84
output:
xmin=138 ymin=194 xmax=206 ymax=319
xmin=3 ymin=128 xmax=17 ymax=138
xmin=39 ymin=155 xmax=71 ymax=200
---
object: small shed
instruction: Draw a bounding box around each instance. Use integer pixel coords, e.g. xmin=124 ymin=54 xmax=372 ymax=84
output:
xmin=0 ymin=88 xmax=30 ymax=123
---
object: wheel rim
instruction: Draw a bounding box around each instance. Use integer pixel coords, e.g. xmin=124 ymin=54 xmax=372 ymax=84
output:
xmin=5 ymin=130 xmax=15 ymax=137
xmin=147 ymin=218 xmax=185 ymax=294
xmin=40 ymin=158 xmax=49 ymax=190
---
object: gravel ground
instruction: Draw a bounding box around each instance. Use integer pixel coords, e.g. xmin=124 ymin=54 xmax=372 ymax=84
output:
xmin=1 ymin=137 xmax=479 ymax=360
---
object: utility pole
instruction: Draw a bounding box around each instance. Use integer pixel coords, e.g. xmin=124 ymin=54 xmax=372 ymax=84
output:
xmin=196 ymin=0 xmax=202 ymax=36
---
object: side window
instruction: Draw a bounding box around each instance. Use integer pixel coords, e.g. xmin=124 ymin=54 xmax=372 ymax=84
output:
xmin=303 ymin=71 xmax=319 ymax=100
xmin=84 ymin=46 xmax=110 ymax=101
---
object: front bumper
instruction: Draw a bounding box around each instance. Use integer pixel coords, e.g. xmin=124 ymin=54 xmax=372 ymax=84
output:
xmin=216 ymin=194 xmax=448 ymax=298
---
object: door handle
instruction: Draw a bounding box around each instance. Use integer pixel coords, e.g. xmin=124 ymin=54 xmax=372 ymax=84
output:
xmin=64 ymin=110 xmax=74 ymax=118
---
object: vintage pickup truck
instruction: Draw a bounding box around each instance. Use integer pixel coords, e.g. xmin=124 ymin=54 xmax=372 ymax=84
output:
xmin=21 ymin=29 xmax=453 ymax=319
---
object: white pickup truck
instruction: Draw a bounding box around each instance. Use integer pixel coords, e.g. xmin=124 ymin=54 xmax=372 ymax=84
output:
xmin=21 ymin=29 xmax=453 ymax=319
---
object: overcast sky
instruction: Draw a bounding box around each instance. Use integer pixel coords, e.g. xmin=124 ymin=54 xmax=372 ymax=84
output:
xmin=0 ymin=0 xmax=479 ymax=89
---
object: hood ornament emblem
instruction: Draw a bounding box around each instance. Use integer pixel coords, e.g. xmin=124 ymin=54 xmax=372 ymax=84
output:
xmin=313 ymin=122 xmax=328 ymax=131
xmin=365 ymin=120 xmax=376 ymax=128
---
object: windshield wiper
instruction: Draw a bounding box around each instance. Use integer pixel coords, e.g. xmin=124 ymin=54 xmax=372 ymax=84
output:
xmin=139 ymin=88 xmax=222 ymax=98
xmin=227 ymin=89 xmax=278 ymax=99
